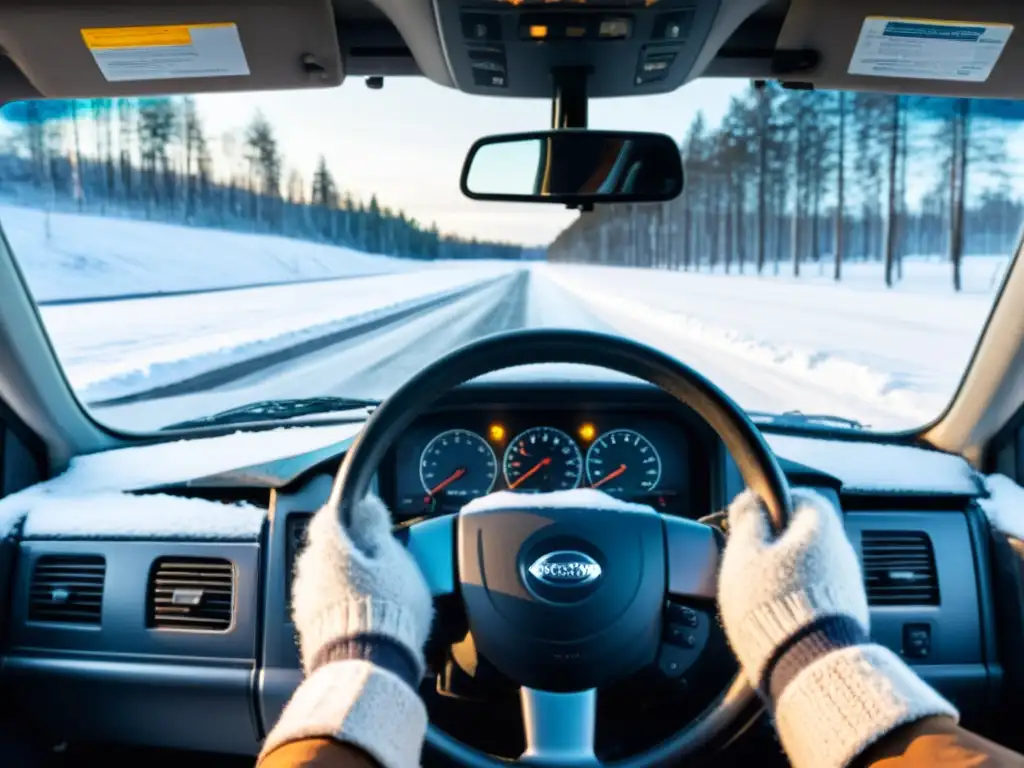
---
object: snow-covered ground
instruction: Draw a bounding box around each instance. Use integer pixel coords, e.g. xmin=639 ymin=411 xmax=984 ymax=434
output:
xmin=541 ymin=259 xmax=1004 ymax=427
xmin=1 ymin=203 xmax=415 ymax=302
xmin=2 ymin=205 xmax=1011 ymax=432
xmin=42 ymin=266 xmax=516 ymax=404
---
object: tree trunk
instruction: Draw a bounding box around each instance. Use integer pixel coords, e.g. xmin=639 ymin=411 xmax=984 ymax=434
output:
xmin=791 ymin=108 xmax=805 ymax=277
xmin=756 ymin=84 xmax=768 ymax=274
xmin=949 ymin=99 xmax=969 ymax=292
xmin=883 ymin=96 xmax=901 ymax=287
xmin=70 ymin=101 xmax=84 ymax=211
xmin=833 ymin=92 xmax=846 ymax=280
xmin=736 ymin=180 xmax=746 ymax=273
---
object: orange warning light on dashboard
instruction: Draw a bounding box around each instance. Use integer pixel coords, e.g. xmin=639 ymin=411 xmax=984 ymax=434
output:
xmin=489 ymin=423 xmax=507 ymax=442
xmin=578 ymin=423 xmax=597 ymax=441
xmin=528 ymin=24 xmax=548 ymax=38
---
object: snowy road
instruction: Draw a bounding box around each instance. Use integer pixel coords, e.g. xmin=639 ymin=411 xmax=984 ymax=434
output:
xmin=5 ymin=203 xmax=1000 ymax=433
xmin=59 ymin=259 xmax=998 ymax=432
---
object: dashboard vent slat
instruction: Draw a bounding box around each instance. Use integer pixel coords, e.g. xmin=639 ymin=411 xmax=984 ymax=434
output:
xmin=28 ymin=554 xmax=106 ymax=625
xmin=861 ymin=531 xmax=939 ymax=606
xmin=148 ymin=557 xmax=234 ymax=632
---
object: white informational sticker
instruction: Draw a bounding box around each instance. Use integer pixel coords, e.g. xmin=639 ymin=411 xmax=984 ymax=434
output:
xmin=848 ymin=16 xmax=1013 ymax=82
xmin=81 ymin=23 xmax=250 ymax=82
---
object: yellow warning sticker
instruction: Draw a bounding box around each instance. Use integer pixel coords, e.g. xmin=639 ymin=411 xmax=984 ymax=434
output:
xmin=82 ymin=25 xmax=195 ymax=49
xmin=80 ymin=23 xmax=249 ymax=82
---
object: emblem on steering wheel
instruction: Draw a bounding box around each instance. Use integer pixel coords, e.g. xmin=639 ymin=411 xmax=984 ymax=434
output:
xmin=527 ymin=550 xmax=603 ymax=587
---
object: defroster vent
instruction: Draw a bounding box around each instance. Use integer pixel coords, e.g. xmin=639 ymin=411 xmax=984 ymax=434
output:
xmin=29 ymin=554 xmax=106 ymax=625
xmin=862 ymin=531 xmax=939 ymax=606
xmin=148 ymin=557 xmax=234 ymax=631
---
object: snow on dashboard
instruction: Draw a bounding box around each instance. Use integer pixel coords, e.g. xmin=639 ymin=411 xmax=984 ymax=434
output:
xmin=0 ymin=423 xmax=362 ymax=538
xmin=764 ymin=433 xmax=980 ymax=495
xmin=20 ymin=492 xmax=265 ymax=541
xmin=979 ymin=474 xmax=1024 ymax=540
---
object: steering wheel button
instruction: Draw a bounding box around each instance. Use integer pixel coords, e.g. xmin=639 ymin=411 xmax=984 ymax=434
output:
xmin=665 ymin=602 xmax=699 ymax=627
xmin=657 ymin=645 xmax=688 ymax=678
xmin=665 ymin=624 xmax=696 ymax=648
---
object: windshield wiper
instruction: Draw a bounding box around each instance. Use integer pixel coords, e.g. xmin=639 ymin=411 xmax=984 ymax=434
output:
xmin=161 ymin=396 xmax=380 ymax=430
xmin=747 ymin=410 xmax=865 ymax=430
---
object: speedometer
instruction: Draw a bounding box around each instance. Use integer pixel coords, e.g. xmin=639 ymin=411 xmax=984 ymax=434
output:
xmin=503 ymin=426 xmax=582 ymax=492
xmin=585 ymin=429 xmax=661 ymax=497
xmin=420 ymin=429 xmax=497 ymax=504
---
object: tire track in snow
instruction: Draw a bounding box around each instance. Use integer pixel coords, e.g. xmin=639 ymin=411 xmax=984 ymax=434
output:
xmin=89 ymin=274 xmax=511 ymax=407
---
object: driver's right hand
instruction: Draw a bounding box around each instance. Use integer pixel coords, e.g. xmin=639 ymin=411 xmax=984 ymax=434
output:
xmin=718 ymin=488 xmax=958 ymax=768
xmin=259 ymin=495 xmax=431 ymax=768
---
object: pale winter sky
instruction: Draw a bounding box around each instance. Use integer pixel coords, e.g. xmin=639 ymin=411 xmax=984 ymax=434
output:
xmin=191 ymin=77 xmax=745 ymax=245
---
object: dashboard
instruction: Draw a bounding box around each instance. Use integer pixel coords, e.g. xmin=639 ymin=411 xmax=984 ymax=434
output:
xmin=0 ymin=382 xmax=1008 ymax=760
xmin=388 ymin=408 xmax=703 ymax=519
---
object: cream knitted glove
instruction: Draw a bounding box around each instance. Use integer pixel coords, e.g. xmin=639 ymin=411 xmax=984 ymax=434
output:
xmin=718 ymin=488 xmax=957 ymax=768
xmin=260 ymin=494 xmax=433 ymax=768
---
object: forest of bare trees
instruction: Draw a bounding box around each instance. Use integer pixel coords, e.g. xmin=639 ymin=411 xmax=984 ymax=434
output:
xmin=549 ymin=84 xmax=1024 ymax=290
xmin=0 ymin=97 xmax=530 ymax=261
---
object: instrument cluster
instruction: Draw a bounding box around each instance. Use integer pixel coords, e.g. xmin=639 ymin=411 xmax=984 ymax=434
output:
xmin=389 ymin=411 xmax=694 ymax=518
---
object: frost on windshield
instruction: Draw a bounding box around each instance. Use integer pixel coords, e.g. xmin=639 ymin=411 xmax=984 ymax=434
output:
xmin=0 ymin=85 xmax=1019 ymax=432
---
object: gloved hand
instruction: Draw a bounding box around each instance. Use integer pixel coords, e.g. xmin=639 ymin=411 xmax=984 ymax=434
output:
xmin=718 ymin=488 xmax=957 ymax=768
xmin=260 ymin=495 xmax=433 ymax=768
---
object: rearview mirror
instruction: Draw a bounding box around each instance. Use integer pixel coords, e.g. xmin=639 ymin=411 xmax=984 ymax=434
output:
xmin=460 ymin=129 xmax=684 ymax=208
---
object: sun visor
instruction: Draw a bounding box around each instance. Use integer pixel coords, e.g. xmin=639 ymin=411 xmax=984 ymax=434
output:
xmin=777 ymin=0 xmax=1024 ymax=97
xmin=0 ymin=0 xmax=342 ymax=98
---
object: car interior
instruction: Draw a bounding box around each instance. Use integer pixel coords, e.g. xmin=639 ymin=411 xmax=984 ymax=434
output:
xmin=3 ymin=0 xmax=1024 ymax=766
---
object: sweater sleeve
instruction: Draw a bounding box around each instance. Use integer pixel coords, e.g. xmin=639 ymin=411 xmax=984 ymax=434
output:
xmin=856 ymin=716 xmax=1024 ymax=768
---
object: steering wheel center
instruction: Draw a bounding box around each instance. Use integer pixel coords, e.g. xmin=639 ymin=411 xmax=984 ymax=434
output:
xmin=458 ymin=498 xmax=665 ymax=691
xmin=330 ymin=328 xmax=793 ymax=766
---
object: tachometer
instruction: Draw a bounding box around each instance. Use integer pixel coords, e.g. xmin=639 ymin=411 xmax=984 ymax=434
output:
xmin=586 ymin=429 xmax=661 ymax=497
xmin=420 ymin=429 xmax=497 ymax=504
xmin=503 ymin=426 xmax=582 ymax=492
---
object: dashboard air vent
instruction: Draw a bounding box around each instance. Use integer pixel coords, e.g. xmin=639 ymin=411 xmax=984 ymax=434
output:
xmin=29 ymin=554 xmax=105 ymax=625
xmin=148 ymin=557 xmax=234 ymax=631
xmin=862 ymin=531 xmax=939 ymax=606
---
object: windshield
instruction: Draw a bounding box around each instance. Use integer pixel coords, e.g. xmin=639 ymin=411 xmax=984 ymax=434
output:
xmin=0 ymin=81 xmax=1018 ymax=432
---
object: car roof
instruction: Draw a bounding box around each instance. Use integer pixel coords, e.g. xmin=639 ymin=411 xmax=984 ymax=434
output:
xmin=0 ymin=0 xmax=1019 ymax=102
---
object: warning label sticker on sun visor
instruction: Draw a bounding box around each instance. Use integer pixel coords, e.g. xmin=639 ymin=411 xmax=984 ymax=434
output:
xmin=81 ymin=23 xmax=250 ymax=82
xmin=848 ymin=16 xmax=1013 ymax=82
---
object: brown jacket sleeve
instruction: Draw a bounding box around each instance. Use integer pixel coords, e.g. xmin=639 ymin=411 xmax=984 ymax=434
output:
xmin=857 ymin=717 xmax=1024 ymax=768
xmin=257 ymin=738 xmax=379 ymax=768
xmin=257 ymin=717 xmax=1024 ymax=768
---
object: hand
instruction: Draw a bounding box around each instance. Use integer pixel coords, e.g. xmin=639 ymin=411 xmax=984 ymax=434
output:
xmin=291 ymin=494 xmax=433 ymax=677
xmin=261 ymin=495 xmax=433 ymax=768
xmin=718 ymin=487 xmax=869 ymax=688
xmin=718 ymin=488 xmax=957 ymax=768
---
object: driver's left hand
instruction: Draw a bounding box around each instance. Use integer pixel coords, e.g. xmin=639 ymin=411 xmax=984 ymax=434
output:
xmin=259 ymin=494 xmax=432 ymax=768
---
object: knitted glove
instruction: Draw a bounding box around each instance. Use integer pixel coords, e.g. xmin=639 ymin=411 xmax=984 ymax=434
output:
xmin=260 ymin=495 xmax=433 ymax=768
xmin=718 ymin=488 xmax=957 ymax=768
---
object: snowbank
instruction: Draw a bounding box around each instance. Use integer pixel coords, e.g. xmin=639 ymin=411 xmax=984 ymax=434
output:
xmin=543 ymin=258 xmax=1001 ymax=428
xmin=0 ymin=203 xmax=417 ymax=302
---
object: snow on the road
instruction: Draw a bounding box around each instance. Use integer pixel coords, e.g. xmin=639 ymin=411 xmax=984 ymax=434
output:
xmin=4 ymin=199 xmax=1009 ymax=432
xmin=541 ymin=259 xmax=1003 ymax=428
xmin=44 ymin=265 xmax=515 ymax=403
xmin=2 ymin=203 xmax=418 ymax=302
xmin=94 ymin=275 xmax=525 ymax=430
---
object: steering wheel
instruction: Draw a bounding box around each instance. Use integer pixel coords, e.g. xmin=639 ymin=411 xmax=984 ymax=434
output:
xmin=329 ymin=329 xmax=793 ymax=767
